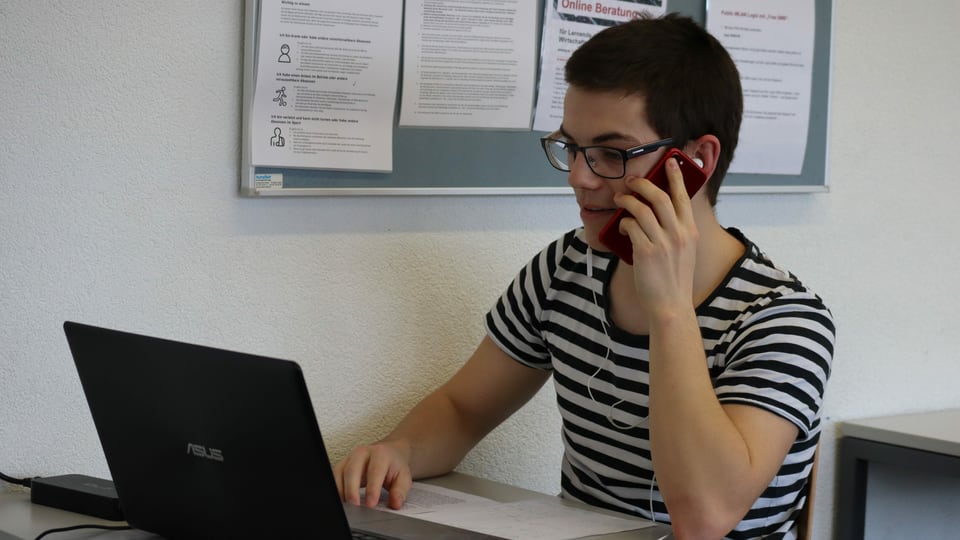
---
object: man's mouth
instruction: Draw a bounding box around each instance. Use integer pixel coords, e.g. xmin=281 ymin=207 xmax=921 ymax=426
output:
xmin=582 ymin=203 xmax=617 ymax=213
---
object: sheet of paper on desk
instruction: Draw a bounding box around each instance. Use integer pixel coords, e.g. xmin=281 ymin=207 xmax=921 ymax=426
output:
xmin=377 ymin=483 xmax=654 ymax=540
xmin=367 ymin=482 xmax=499 ymax=514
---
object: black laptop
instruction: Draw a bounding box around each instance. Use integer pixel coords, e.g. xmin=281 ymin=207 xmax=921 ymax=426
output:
xmin=63 ymin=321 xmax=503 ymax=540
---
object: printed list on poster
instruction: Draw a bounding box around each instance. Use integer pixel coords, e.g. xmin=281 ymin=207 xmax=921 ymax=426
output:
xmin=399 ymin=0 xmax=539 ymax=130
xmin=251 ymin=0 xmax=402 ymax=173
xmin=707 ymin=0 xmax=816 ymax=176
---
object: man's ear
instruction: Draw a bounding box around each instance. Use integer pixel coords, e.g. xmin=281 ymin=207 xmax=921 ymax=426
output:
xmin=685 ymin=135 xmax=721 ymax=179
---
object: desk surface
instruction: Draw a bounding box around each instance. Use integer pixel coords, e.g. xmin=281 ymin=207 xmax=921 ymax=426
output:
xmin=836 ymin=408 xmax=960 ymax=540
xmin=0 ymin=489 xmax=154 ymax=540
xmin=1 ymin=472 xmax=670 ymax=540
xmin=840 ymin=408 xmax=960 ymax=457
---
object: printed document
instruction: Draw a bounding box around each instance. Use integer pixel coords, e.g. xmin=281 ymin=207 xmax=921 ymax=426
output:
xmin=251 ymin=0 xmax=401 ymax=172
xmin=532 ymin=0 xmax=667 ymax=133
xmin=370 ymin=482 xmax=654 ymax=540
xmin=399 ymin=0 xmax=538 ymax=129
xmin=707 ymin=0 xmax=816 ymax=175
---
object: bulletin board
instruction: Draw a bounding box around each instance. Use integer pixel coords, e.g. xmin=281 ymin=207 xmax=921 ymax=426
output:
xmin=240 ymin=0 xmax=833 ymax=196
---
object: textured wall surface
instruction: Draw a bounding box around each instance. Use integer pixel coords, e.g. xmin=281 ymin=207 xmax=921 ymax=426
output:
xmin=3 ymin=2 xmax=960 ymax=538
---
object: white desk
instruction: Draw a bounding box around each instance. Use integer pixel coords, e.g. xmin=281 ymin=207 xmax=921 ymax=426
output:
xmin=0 ymin=490 xmax=155 ymax=539
xmin=837 ymin=409 xmax=960 ymax=539
xmin=1 ymin=472 xmax=670 ymax=539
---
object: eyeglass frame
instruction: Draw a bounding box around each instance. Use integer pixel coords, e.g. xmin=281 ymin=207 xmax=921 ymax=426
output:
xmin=539 ymin=135 xmax=675 ymax=180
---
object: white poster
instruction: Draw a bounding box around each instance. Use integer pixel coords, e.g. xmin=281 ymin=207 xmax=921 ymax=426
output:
xmin=707 ymin=0 xmax=816 ymax=175
xmin=532 ymin=0 xmax=667 ymax=133
xmin=399 ymin=0 xmax=538 ymax=129
xmin=251 ymin=0 xmax=402 ymax=173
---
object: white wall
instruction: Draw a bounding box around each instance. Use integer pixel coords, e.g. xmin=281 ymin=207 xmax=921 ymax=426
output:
xmin=2 ymin=2 xmax=959 ymax=538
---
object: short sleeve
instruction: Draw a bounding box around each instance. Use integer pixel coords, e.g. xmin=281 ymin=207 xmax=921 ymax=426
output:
xmin=714 ymin=291 xmax=835 ymax=436
xmin=484 ymin=233 xmax=573 ymax=370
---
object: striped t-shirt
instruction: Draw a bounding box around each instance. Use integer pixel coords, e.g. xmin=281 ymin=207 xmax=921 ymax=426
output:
xmin=484 ymin=228 xmax=834 ymax=539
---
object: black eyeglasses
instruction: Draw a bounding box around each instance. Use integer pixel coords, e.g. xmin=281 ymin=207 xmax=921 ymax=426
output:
xmin=540 ymin=135 xmax=674 ymax=179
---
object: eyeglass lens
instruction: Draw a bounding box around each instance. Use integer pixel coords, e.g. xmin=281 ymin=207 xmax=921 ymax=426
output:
xmin=545 ymin=140 xmax=625 ymax=178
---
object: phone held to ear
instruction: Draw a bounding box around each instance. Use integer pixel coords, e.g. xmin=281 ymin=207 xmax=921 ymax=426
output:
xmin=598 ymin=148 xmax=708 ymax=265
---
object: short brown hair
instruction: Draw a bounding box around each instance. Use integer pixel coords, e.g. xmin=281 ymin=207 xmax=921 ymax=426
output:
xmin=564 ymin=14 xmax=743 ymax=205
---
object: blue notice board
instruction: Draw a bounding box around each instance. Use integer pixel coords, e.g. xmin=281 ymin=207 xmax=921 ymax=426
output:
xmin=240 ymin=0 xmax=832 ymax=196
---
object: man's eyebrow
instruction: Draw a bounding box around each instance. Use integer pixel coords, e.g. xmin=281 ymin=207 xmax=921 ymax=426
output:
xmin=557 ymin=125 xmax=634 ymax=145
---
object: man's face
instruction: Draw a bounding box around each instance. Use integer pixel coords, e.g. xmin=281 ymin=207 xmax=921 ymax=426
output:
xmin=560 ymin=86 xmax=669 ymax=251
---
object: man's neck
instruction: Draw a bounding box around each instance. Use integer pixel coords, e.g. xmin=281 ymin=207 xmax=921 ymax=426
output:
xmin=606 ymin=209 xmax=744 ymax=334
xmin=691 ymin=216 xmax=745 ymax=307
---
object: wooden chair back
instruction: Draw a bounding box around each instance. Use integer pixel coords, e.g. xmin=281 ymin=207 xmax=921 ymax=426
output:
xmin=796 ymin=442 xmax=820 ymax=540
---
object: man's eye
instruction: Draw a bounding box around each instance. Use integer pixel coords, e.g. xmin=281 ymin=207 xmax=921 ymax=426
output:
xmin=592 ymin=148 xmax=622 ymax=163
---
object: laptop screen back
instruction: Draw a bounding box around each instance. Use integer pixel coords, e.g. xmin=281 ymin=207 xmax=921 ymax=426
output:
xmin=63 ymin=321 xmax=353 ymax=539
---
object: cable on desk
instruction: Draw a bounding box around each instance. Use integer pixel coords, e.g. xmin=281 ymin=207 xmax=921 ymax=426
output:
xmin=0 ymin=471 xmax=33 ymax=487
xmin=34 ymin=525 xmax=132 ymax=540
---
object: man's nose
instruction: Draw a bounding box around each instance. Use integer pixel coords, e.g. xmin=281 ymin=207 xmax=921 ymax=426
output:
xmin=566 ymin=154 xmax=606 ymax=190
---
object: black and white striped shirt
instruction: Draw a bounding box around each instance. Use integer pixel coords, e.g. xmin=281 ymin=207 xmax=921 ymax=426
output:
xmin=485 ymin=228 xmax=834 ymax=539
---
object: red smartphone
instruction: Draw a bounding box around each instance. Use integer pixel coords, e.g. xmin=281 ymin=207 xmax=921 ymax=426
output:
xmin=598 ymin=148 xmax=708 ymax=265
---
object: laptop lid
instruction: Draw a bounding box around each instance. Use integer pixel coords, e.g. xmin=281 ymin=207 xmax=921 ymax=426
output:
xmin=64 ymin=322 xmax=502 ymax=540
xmin=64 ymin=321 xmax=354 ymax=539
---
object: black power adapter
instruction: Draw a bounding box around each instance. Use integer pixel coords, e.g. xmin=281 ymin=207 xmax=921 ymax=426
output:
xmin=30 ymin=474 xmax=124 ymax=521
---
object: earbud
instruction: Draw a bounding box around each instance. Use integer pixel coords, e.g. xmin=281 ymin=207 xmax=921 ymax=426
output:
xmin=693 ymin=157 xmax=704 ymax=168
xmin=586 ymin=247 xmax=593 ymax=278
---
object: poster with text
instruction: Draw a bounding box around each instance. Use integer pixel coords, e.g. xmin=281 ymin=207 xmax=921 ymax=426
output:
xmin=251 ymin=0 xmax=402 ymax=173
xmin=708 ymin=0 xmax=815 ymax=175
xmin=399 ymin=0 xmax=538 ymax=129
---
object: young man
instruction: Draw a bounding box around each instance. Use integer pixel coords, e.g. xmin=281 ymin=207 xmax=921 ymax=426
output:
xmin=336 ymin=14 xmax=834 ymax=540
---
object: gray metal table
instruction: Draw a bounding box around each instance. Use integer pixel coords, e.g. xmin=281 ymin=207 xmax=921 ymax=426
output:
xmin=1 ymin=471 xmax=670 ymax=539
xmin=837 ymin=409 xmax=960 ymax=540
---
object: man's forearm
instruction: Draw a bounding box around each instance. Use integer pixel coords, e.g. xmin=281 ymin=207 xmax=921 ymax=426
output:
xmin=647 ymin=308 xmax=774 ymax=538
xmin=381 ymin=388 xmax=490 ymax=479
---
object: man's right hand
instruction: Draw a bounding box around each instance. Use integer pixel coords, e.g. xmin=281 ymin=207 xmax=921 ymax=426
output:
xmin=333 ymin=337 xmax=551 ymax=512
xmin=334 ymin=439 xmax=413 ymax=510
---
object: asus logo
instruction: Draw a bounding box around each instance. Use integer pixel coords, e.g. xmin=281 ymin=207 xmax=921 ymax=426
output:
xmin=186 ymin=443 xmax=224 ymax=462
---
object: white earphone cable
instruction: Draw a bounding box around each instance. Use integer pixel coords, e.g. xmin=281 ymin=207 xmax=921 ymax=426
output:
xmin=585 ymin=248 xmax=647 ymax=430
xmin=586 ymin=247 xmax=663 ymax=535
